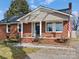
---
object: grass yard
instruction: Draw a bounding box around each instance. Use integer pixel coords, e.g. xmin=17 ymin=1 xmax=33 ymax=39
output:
xmin=0 ymin=43 xmax=39 ymax=59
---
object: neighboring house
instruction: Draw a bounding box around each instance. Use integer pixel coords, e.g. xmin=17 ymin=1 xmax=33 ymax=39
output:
xmin=0 ymin=3 xmax=72 ymax=42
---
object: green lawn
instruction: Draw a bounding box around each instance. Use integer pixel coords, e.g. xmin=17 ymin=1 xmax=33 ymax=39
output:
xmin=0 ymin=43 xmax=39 ymax=59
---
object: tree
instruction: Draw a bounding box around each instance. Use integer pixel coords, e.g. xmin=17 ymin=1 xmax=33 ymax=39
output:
xmin=72 ymin=13 xmax=79 ymax=30
xmin=4 ymin=0 xmax=30 ymax=19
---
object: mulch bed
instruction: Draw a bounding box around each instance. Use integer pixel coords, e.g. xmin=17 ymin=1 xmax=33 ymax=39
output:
xmin=32 ymin=38 xmax=70 ymax=46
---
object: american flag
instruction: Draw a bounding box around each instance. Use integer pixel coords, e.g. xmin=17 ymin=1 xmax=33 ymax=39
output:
xmin=68 ymin=16 xmax=72 ymax=38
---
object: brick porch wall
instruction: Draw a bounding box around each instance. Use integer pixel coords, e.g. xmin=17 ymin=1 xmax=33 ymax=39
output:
xmin=23 ymin=23 xmax=31 ymax=33
xmin=23 ymin=23 xmax=32 ymax=37
xmin=22 ymin=23 xmax=33 ymax=43
xmin=42 ymin=33 xmax=62 ymax=38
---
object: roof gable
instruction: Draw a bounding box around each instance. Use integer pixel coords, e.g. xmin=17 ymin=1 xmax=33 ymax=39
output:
xmin=38 ymin=6 xmax=71 ymax=16
xmin=17 ymin=6 xmax=72 ymax=21
xmin=18 ymin=6 xmax=69 ymax=23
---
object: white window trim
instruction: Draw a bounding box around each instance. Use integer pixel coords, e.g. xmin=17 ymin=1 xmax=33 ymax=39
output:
xmin=21 ymin=22 xmax=23 ymax=38
xmin=6 ymin=24 xmax=8 ymax=33
xmin=17 ymin=24 xmax=19 ymax=32
xmin=52 ymin=23 xmax=56 ymax=32
xmin=17 ymin=23 xmax=22 ymax=33
xmin=6 ymin=24 xmax=10 ymax=33
xmin=17 ymin=23 xmax=20 ymax=32
xmin=45 ymin=22 xmax=63 ymax=33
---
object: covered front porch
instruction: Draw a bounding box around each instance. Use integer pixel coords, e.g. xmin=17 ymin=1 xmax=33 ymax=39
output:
xmin=19 ymin=20 xmax=69 ymax=43
xmin=17 ymin=7 xmax=70 ymax=43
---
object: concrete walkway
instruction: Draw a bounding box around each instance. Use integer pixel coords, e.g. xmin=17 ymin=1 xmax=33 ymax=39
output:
xmin=14 ymin=43 xmax=75 ymax=50
xmin=13 ymin=43 xmax=79 ymax=59
xmin=27 ymin=48 xmax=77 ymax=59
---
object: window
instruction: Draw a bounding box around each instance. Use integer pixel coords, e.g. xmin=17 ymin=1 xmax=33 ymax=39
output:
xmin=47 ymin=23 xmax=52 ymax=32
xmin=56 ymin=22 xmax=63 ymax=31
xmin=46 ymin=22 xmax=63 ymax=32
xmin=17 ymin=24 xmax=21 ymax=32
xmin=6 ymin=24 xmax=10 ymax=33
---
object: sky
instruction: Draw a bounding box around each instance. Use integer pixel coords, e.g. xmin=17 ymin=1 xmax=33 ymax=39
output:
xmin=0 ymin=0 xmax=79 ymax=20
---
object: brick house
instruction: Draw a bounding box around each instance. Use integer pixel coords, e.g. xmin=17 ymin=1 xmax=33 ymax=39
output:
xmin=0 ymin=3 xmax=72 ymax=43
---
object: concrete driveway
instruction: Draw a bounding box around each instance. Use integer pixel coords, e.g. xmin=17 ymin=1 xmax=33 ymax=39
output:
xmin=26 ymin=48 xmax=77 ymax=59
xmin=15 ymin=43 xmax=78 ymax=59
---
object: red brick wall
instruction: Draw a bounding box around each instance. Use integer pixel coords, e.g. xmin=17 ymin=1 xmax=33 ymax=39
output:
xmin=23 ymin=23 xmax=31 ymax=33
xmin=0 ymin=24 xmax=17 ymax=40
xmin=9 ymin=24 xmax=17 ymax=39
xmin=10 ymin=24 xmax=17 ymax=32
xmin=0 ymin=21 xmax=69 ymax=40
xmin=42 ymin=22 xmax=45 ymax=33
xmin=0 ymin=24 xmax=6 ymax=40
xmin=42 ymin=32 xmax=62 ymax=38
xmin=0 ymin=23 xmax=32 ymax=40
xmin=62 ymin=21 xmax=68 ymax=37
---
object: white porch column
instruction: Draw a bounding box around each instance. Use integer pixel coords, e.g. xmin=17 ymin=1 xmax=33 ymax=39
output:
xmin=34 ymin=22 xmax=36 ymax=37
xmin=31 ymin=22 xmax=35 ymax=37
xmin=40 ymin=21 xmax=42 ymax=38
xmin=21 ymin=22 xmax=23 ymax=38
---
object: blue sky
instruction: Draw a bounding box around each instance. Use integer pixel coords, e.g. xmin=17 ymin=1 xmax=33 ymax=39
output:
xmin=0 ymin=0 xmax=79 ymax=20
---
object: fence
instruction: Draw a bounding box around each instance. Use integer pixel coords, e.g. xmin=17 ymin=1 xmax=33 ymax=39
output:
xmin=71 ymin=31 xmax=79 ymax=39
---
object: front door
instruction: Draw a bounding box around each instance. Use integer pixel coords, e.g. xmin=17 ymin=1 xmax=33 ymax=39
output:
xmin=35 ymin=23 xmax=40 ymax=37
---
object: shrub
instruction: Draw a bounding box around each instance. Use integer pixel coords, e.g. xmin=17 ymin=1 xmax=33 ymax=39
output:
xmin=55 ymin=37 xmax=69 ymax=43
xmin=16 ymin=33 xmax=21 ymax=40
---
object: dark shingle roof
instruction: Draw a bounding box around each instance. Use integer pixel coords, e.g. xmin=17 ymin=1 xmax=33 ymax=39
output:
xmin=58 ymin=8 xmax=70 ymax=14
xmin=38 ymin=6 xmax=70 ymax=14
xmin=0 ymin=15 xmax=24 ymax=23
